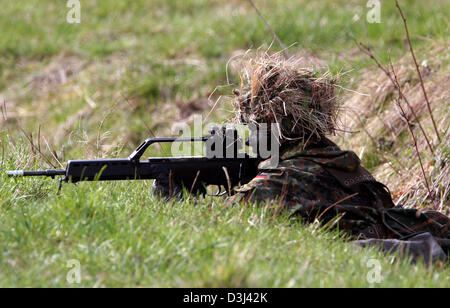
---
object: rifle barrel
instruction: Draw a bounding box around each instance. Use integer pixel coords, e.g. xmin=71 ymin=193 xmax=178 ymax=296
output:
xmin=6 ymin=170 xmax=66 ymax=177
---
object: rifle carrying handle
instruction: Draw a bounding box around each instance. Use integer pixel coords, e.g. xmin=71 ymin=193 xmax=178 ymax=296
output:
xmin=128 ymin=137 xmax=209 ymax=162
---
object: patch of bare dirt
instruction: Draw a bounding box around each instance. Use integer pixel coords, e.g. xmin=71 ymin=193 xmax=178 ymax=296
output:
xmin=29 ymin=54 xmax=86 ymax=94
xmin=0 ymin=54 xmax=86 ymax=121
xmin=175 ymin=97 xmax=211 ymax=120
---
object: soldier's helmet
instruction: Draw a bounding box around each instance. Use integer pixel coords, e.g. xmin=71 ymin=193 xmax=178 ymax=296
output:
xmin=233 ymin=53 xmax=339 ymax=144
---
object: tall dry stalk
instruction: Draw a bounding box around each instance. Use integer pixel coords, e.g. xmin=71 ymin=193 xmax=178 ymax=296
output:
xmin=19 ymin=127 xmax=57 ymax=169
xmin=388 ymin=57 xmax=434 ymax=205
xmin=358 ymin=42 xmax=434 ymax=155
xmin=395 ymin=0 xmax=441 ymax=143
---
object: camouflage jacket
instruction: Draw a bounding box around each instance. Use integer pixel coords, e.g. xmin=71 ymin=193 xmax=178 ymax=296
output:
xmin=229 ymin=138 xmax=450 ymax=258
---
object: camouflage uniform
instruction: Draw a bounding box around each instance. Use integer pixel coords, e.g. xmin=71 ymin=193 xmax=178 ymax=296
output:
xmin=229 ymin=138 xmax=450 ymax=262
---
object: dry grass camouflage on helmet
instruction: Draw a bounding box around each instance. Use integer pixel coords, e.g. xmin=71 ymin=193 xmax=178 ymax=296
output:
xmin=233 ymin=52 xmax=340 ymax=143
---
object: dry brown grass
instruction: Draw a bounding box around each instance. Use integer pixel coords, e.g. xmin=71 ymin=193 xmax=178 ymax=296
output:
xmin=337 ymin=43 xmax=449 ymax=213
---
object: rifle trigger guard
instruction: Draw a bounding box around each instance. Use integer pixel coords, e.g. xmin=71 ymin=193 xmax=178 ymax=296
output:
xmin=214 ymin=185 xmax=222 ymax=196
xmin=216 ymin=185 xmax=228 ymax=197
xmin=207 ymin=185 xmax=227 ymax=197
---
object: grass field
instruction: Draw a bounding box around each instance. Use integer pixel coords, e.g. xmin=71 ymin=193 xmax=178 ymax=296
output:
xmin=0 ymin=0 xmax=449 ymax=287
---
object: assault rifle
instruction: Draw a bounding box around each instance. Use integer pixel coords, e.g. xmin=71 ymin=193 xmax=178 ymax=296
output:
xmin=6 ymin=127 xmax=261 ymax=196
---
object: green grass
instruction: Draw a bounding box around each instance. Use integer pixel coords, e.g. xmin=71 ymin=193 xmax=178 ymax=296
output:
xmin=0 ymin=0 xmax=449 ymax=287
xmin=1 ymin=136 xmax=449 ymax=287
xmin=1 ymin=151 xmax=449 ymax=287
